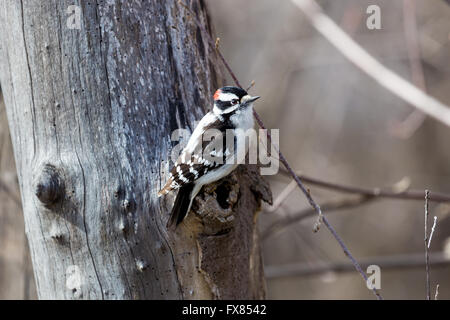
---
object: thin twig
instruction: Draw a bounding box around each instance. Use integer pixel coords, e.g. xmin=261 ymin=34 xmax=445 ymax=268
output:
xmin=265 ymin=252 xmax=450 ymax=279
xmin=179 ymin=0 xmax=383 ymax=300
xmin=290 ymin=0 xmax=450 ymax=128
xmin=425 ymin=190 xmax=431 ymax=300
xmin=266 ymin=179 xmax=298 ymax=213
xmin=263 ymin=176 xmax=412 ymax=239
xmin=215 ymin=37 xmax=220 ymax=50
xmin=246 ymin=80 xmax=255 ymax=92
xmin=262 ymin=194 xmax=374 ymax=240
xmin=428 ymin=216 xmax=438 ymax=249
xmin=278 ymin=169 xmax=450 ymax=203
xmin=434 ymin=284 xmax=440 ymax=300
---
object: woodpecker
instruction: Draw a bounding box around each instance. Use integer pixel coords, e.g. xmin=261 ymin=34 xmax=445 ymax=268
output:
xmin=158 ymin=86 xmax=260 ymax=229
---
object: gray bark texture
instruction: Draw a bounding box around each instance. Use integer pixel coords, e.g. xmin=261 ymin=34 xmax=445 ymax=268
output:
xmin=0 ymin=0 xmax=271 ymax=299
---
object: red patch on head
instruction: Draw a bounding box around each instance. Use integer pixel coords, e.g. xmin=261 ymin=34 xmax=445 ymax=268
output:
xmin=213 ymin=89 xmax=221 ymax=101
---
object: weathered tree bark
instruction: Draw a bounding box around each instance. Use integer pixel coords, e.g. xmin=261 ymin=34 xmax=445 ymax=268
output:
xmin=0 ymin=0 xmax=270 ymax=299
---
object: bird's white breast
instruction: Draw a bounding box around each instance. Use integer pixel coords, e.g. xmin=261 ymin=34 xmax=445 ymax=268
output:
xmin=230 ymin=105 xmax=254 ymax=131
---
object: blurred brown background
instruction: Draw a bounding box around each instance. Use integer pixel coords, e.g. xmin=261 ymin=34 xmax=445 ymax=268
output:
xmin=1 ymin=0 xmax=450 ymax=299
xmin=210 ymin=0 xmax=450 ymax=299
xmin=0 ymin=92 xmax=36 ymax=299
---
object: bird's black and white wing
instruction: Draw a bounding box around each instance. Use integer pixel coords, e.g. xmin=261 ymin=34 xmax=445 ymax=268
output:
xmin=158 ymin=111 xmax=238 ymax=228
xmin=158 ymin=112 xmax=232 ymax=197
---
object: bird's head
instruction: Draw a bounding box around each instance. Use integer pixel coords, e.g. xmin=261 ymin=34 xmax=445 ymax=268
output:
xmin=212 ymin=86 xmax=260 ymax=115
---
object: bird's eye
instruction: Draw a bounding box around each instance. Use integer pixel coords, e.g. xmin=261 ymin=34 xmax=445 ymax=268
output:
xmin=231 ymin=99 xmax=239 ymax=105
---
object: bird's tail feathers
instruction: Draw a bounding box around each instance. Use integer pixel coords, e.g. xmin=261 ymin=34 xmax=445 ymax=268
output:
xmin=166 ymin=183 xmax=194 ymax=229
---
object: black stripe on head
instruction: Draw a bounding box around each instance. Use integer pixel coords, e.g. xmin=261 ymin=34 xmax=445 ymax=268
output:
xmin=220 ymin=86 xmax=248 ymax=99
xmin=214 ymin=100 xmax=232 ymax=110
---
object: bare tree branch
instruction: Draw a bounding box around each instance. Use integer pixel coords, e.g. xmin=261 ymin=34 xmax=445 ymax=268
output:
xmin=278 ymin=169 xmax=450 ymax=203
xmin=265 ymin=252 xmax=450 ymax=279
xmin=390 ymin=0 xmax=428 ymax=139
xmin=262 ymin=194 xmax=374 ymax=240
xmin=290 ymin=0 xmax=450 ymax=128
xmin=262 ymin=177 xmax=413 ymax=240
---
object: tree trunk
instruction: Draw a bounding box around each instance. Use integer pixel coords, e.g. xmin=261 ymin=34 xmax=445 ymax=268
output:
xmin=0 ymin=0 xmax=270 ymax=299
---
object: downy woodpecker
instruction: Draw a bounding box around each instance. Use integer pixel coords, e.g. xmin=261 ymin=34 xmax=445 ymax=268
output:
xmin=158 ymin=86 xmax=260 ymax=228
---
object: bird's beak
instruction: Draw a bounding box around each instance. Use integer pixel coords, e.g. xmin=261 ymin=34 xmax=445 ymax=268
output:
xmin=242 ymin=95 xmax=260 ymax=104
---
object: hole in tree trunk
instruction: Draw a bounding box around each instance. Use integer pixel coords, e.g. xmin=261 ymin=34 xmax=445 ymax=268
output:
xmin=215 ymin=183 xmax=231 ymax=209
